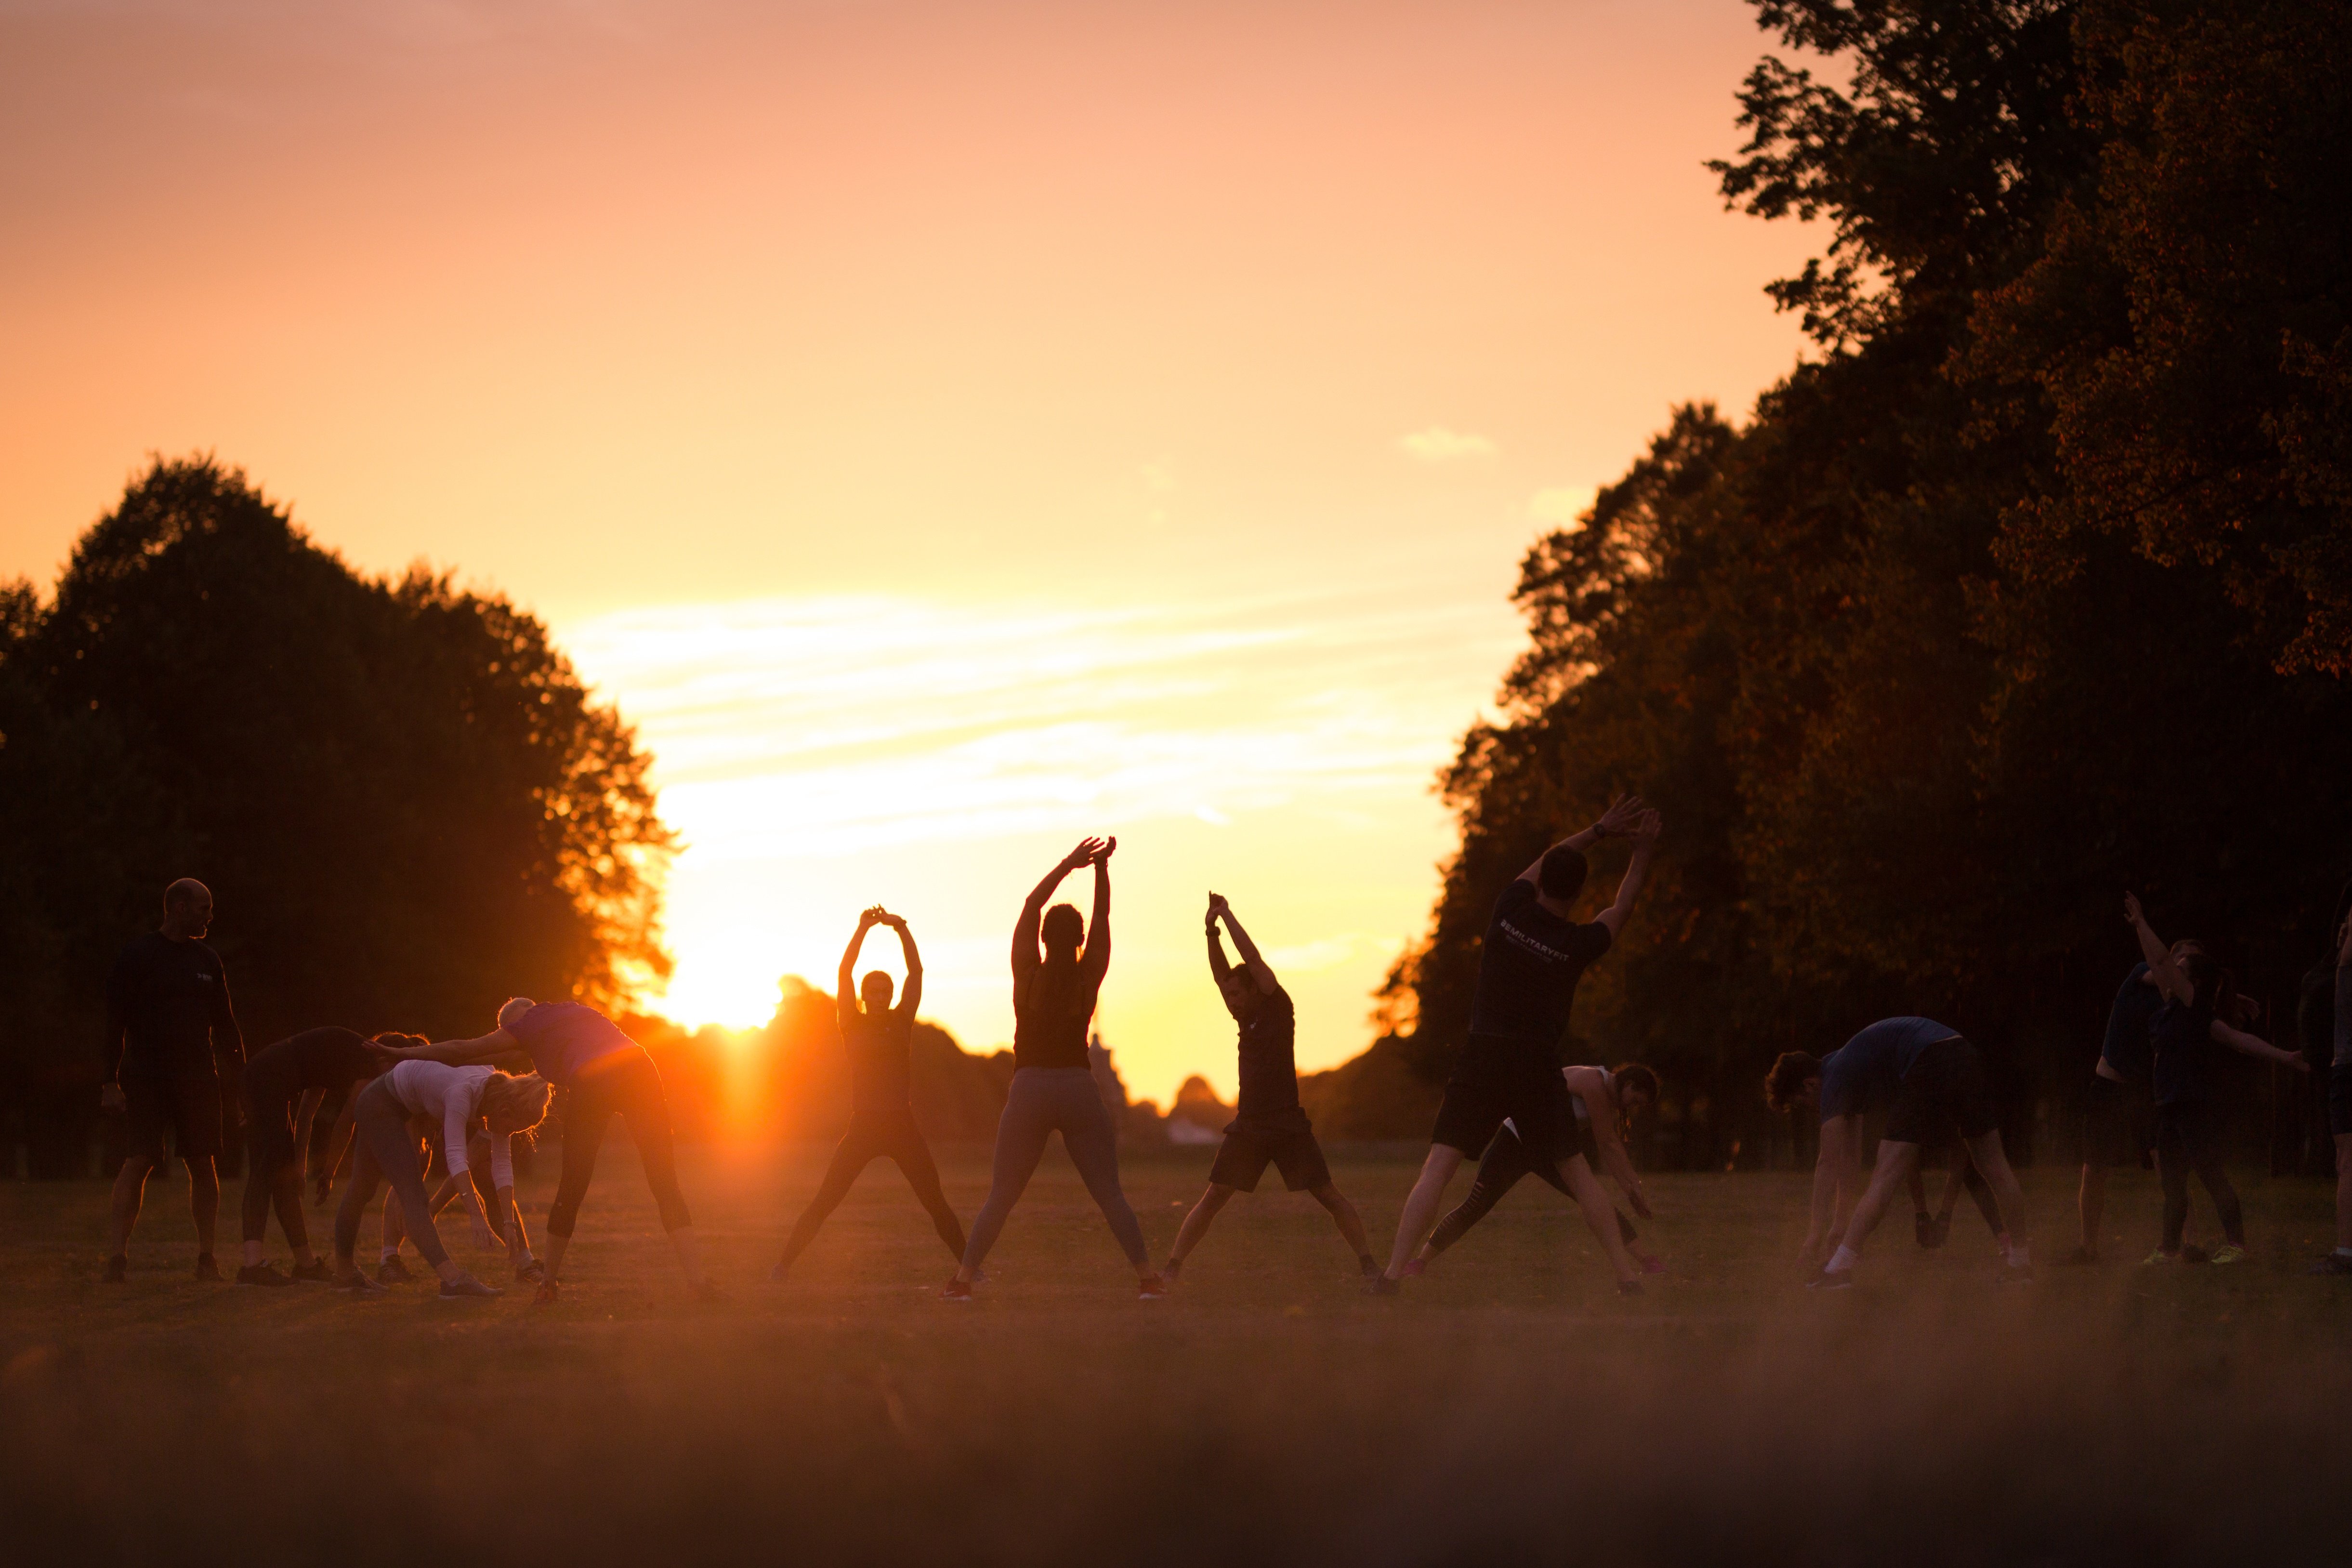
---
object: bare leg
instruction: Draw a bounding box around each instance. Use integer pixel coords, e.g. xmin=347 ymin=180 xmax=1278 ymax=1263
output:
xmin=1835 ymin=1139 xmax=1923 ymax=1266
xmin=1381 ymin=1145 xmax=1467 ymax=1280
xmin=1308 ymin=1181 xmax=1373 ymax=1264
xmin=1555 ymin=1154 xmax=1638 ymax=1285
xmin=1965 ymin=1130 xmax=2029 ymax=1263
xmin=106 ymin=1155 xmax=158 ymax=1259
xmin=1167 ymin=1184 xmax=1235 ymax=1269
xmin=186 ymin=1157 xmax=219 ymax=1258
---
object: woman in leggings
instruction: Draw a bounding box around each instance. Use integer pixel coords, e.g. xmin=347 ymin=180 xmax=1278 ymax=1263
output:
xmin=328 ymin=1061 xmax=549 ymax=1298
xmin=772 ymin=906 xmax=967 ymax=1280
xmin=942 ymin=837 xmax=1164 ymax=1301
xmin=379 ymin=1000 xmax=716 ymax=1303
xmin=233 ymin=1026 xmax=393 ymax=1286
xmin=1406 ymin=1063 xmax=1665 ymax=1277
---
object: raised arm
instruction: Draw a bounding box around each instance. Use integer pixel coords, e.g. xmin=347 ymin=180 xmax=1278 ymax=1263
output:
xmin=1514 ymin=794 xmax=1645 ymax=885
xmin=1204 ymin=898 xmax=1234 ymax=987
xmin=887 ymin=914 xmax=923 ymax=1019
xmin=1212 ymin=896 xmax=1278 ymax=995
xmin=2211 ymin=1018 xmax=2309 ymax=1071
xmin=1594 ymin=811 xmax=1664 ymax=939
xmin=839 ymin=909 xmax=878 ymax=1025
xmin=1080 ymin=839 xmax=1116 ymax=981
xmin=2123 ymin=892 xmax=2191 ymax=1003
xmin=1015 ymin=838 xmax=1104 ymax=980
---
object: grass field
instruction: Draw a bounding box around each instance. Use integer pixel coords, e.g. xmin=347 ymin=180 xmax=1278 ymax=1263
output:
xmin=5 ymin=1141 xmax=2351 ymax=1566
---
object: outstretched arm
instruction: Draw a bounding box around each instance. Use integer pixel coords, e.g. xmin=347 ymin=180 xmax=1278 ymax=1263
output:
xmin=373 ymin=1030 xmax=525 ymax=1068
xmin=1514 ymin=794 xmax=1645 ymax=885
xmin=1213 ymin=897 xmax=1278 ymax=995
xmin=1016 ymin=838 xmax=1104 ymax=980
xmin=839 ymin=910 xmax=877 ymax=1025
xmin=2123 ymin=893 xmax=2191 ymax=1004
xmin=315 ymin=1091 xmax=362 ymax=1203
xmin=1081 ymin=839 xmax=1116 ymax=981
xmin=1594 ymin=811 xmax=1663 ymax=939
xmin=889 ymin=915 xmax=923 ymax=1019
xmin=2211 ymin=1019 xmax=2309 ymax=1071
xmin=1582 ymin=1080 xmax=1649 ymax=1216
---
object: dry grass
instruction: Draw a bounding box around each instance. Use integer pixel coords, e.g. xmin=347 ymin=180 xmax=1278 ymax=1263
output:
xmin=4 ymin=1143 xmax=2350 ymax=1566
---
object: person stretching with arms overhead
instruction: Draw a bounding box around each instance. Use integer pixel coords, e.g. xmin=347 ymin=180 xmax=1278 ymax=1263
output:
xmin=1371 ymin=795 xmax=1659 ymax=1296
xmin=231 ymin=1026 xmax=390 ymax=1286
xmin=374 ymin=999 xmax=719 ymax=1302
xmin=772 ymin=906 xmax=968 ymax=1280
xmin=1405 ymin=1062 xmax=1665 ymax=1278
xmin=2125 ymin=892 xmax=2308 ymax=1265
xmin=327 ymin=1061 xmax=548 ymax=1298
xmin=943 ymin=837 xmax=1165 ymax=1301
xmin=1773 ymin=1015 xmax=2033 ymax=1290
xmin=1162 ymin=894 xmax=1377 ymax=1284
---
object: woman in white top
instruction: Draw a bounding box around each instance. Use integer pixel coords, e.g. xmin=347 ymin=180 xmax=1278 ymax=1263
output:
xmin=329 ymin=1060 xmax=549 ymax=1298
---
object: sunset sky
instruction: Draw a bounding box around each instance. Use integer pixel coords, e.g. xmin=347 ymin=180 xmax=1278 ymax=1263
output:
xmin=1 ymin=0 xmax=1817 ymax=1103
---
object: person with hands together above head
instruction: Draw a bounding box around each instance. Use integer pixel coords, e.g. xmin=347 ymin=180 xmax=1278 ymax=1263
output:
xmin=1371 ymin=794 xmax=1660 ymax=1297
xmin=944 ymin=837 xmax=1167 ymax=1302
xmin=771 ymin=904 xmax=969 ymax=1281
xmin=1161 ymin=893 xmax=1376 ymax=1285
xmin=2124 ymin=891 xmax=2308 ymax=1265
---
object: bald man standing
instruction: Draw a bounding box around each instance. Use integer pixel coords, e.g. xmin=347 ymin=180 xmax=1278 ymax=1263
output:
xmin=99 ymin=879 xmax=245 ymax=1282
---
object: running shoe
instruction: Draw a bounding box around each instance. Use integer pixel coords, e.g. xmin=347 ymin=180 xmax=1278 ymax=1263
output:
xmin=101 ymin=1254 xmax=128 ymax=1284
xmin=1640 ymin=1255 xmax=1668 ymax=1276
xmin=438 ymin=1273 xmax=503 ymax=1299
xmin=337 ymin=1270 xmax=385 ymax=1294
xmin=1363 ymin=1274 xmax=1401 ymax=1297
xmin=1994 ymin=1262 xmax=2035 ymax=1285
xmin=235 ymin=1263 xmax=292 ymax=1288
xmin=1616 ymin=1279 xmax=1645 ymax=1297
xmin=376 ymin=1256 xmax=415 ymax=1285
xmin=1399 ymin=1258 xmax=1427 ymax=1278
xmin=1137 ymin=1273 xmax=1171 ymax=1301
xmin=2142 ymin=1249 xmax=2178 ymax=1265
xmin=939 ymin=1277 xmax=974 ymax=1303
xmin=290 ymin=1259 xmax=332 ymax=1282
xmin=194 ymin=1253 xmax=223 ymax=1282
xmin=1804 ymin=1266 xmax=1855 ymax=1291
xmin=533 ymin=1279 xmax=560 ymax=1307
xmin=2306 ymin=1253 xmax=2352 ymax=1276
xmin=2207 ymin=1244 xmax=2248 ymax=1265
xmin=514 ymin=1258 xmax=546 ymax=1285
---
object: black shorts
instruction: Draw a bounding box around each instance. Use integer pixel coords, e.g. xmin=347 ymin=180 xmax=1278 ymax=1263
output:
xmin=1209 ymin=1116 xmax=1330 ymax=1193
xmin=1883 ymin=1036 xmax=1997 ymax=1145
xmin=2081 ymin=1072 xmax=2155 ymax=1167
xmin=2330 ymin=1061 xmax=2352 ymax=1138
xmin=1431 ymin=1066 xmax=1577 ymax=1168
xmin=122 ymin=1074 xmax=223 ymax=1164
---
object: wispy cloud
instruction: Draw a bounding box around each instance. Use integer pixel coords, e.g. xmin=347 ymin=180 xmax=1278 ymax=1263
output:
xmin=1400 ymin=426 xmax=1498 ymax=461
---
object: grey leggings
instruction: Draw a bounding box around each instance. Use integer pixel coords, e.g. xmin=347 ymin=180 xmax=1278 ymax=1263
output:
xmin=332 ymin=1078 xmax=451 ymax=1270
xmin=960 ymin=1067 xmax=1148 ymax=1270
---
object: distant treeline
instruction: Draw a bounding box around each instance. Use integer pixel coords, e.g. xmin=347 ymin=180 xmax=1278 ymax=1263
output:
xmin=0 ymin=458 xmax=675 ymax=1173
xmin=1320 ymin=0 xmax=2352 ymax=1164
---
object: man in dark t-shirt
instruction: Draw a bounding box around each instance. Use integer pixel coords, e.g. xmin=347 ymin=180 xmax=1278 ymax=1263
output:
xmin=1162 ymin=895 xmax=1377 ymax=1283
xmin=2072 ymin=956 xmax=2173 ymax=1262
xmin=1371 ymin=794 xmax=1661 ymax=1295
xmin=99 ymin=878 xmax=246 ymax=1283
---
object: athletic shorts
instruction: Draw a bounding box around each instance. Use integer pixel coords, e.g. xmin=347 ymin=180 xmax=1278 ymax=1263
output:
xmin=1209 ymin=1116 xmax=1330 ymax=1193
xmin=1883 ymin=1036 xmax=1997 ymax=1145
xmin=122 ymin=1074 xmax=223 ymax=1164
xmin=2330 ymin=1060 xmax=2352 ymax=1138
xmin=1431 ymin=1065 xmax=1577 ymax=1168
xmin=2080 ymin=1072 xmax=2155 ymax=1167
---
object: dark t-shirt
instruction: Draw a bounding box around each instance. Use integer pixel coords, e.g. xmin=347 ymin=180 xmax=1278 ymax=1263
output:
xmin=1460 ymin=881 xmax=1612 ymax=1079
xmin=105 ymin=932 xmax=242 ymax=1082
xmin=1013 ymin=962 xmax=1101 ymax=1071
xmin=2100 ymin=963 xmax=2164 ymax=1080
xmin=1231 ymin=984 xmax=1301 ymax=1128
xmin=1818 ymin=1016 xmax=1958 ymax=1120
xmin=2151 ymin=999 xmax=2217 ymax=1107
xmin=247 ymin=1027 xmax=377 ymax=1100
xmin=842 ymin=1007 xmax=915 ymax=1115
xmin=505 ymin=1002 xmax=638 ymax=1086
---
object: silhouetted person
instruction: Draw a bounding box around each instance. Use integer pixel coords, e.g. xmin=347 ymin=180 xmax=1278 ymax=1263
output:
xmin=943 ymin=837 xmax=1164 ymax=1300
xmin=1373 ymin=795 xmax=1660 ymax=1296
xmin=233 ymin=1026 xmax=389 ymax=1285
xmin=100 ymin=878 xmax=245 ymax=1282
xmin=1163 ymin=894 xmax=1376 ymax=1283
xmin=771 ymin=906 xmax=967 ymax=1280
xmin=2071 ymin=930 xmax=2203 ymax=1264
xmin=2308 ymin=885 xmax=2352 ymax=1276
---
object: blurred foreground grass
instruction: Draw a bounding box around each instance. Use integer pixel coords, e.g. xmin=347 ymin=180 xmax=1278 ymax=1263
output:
xmin=4 ymin=1144 xmax=2350 ymax=1566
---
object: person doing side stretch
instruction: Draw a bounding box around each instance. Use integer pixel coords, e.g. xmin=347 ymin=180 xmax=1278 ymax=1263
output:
xmin=1405 ymin=1064 xmax=1665 ymax=1278
xmin=328 ymin=1061 xmax=548 ymax=1298
xmin=771 ymin=907 xmax=968 ymax=1280
xmin=378 ymin=1001 xmax=717 ymax=1303
xmin=943 ymin=837 xmax=1165 ymax=1302
xmin=1775 ymin=1016 xmax=2033 ymax=1290
xmin=1373 ymin=795 xmax=1660 ymax=1297
xmin=1162 ymin=894 xmax=1376 ymax=1283
xmin=2125 ymin=893 xmax=2308 ymax=1265
xmin=233 ymin=1027 xmax=390 ymax=1286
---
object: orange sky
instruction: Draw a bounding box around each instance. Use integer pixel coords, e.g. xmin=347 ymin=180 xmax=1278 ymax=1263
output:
xmin=1 ymin=0 xmax=1815 ymax=1103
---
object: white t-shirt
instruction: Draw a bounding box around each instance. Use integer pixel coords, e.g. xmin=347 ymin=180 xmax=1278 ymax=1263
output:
xmin=385 ymin=1061 xmax=514 ymax=1188
xmin=1569 ymin=1066 xmax=1614 ymax=1125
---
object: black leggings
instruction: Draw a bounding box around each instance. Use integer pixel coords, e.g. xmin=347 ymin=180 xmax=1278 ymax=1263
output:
xmin=777 ymin=1114 xmax=966 ymax=1268
xmin=239 ymin=1073 xmax=312 ymax=1248
xmin=1427 ymin=1123 xmax=1639 ymax=1256
xmin=547 ymin=1049 xmax=692 ymax=1239
xmin=2157 ymin=1101 xmax=2244 ymax=1251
